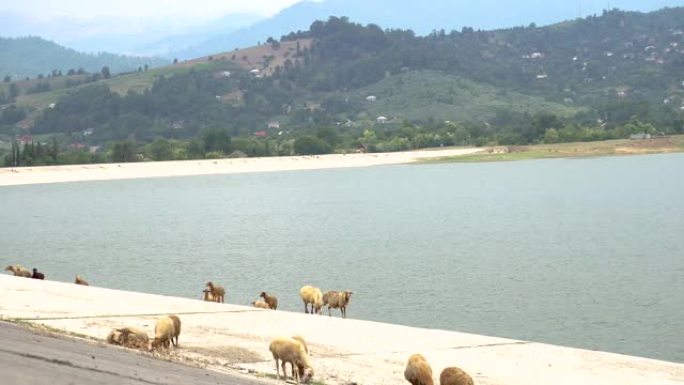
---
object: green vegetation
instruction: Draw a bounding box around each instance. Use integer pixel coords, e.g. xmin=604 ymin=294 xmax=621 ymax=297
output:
xmin=1 ymin=8 xmax=684 ymax=167
xmin=0 ymin=37 xmax=166 ymax=79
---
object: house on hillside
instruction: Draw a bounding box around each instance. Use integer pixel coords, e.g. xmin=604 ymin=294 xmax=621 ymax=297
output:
xmin=268 ymin=121 xmax=280 ymax=129
xmin=366 ymin=95 xmax=377 ymax=103
xmin=254 ymin=130 xmax=267 ymax=138
xmin=376 ymin=116 xmax=388 ymax=124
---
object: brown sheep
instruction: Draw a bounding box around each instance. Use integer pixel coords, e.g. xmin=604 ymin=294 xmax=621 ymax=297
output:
xmin=404 ymin=354 xmax=434 ymax=385
xmin=440 ymin=367 xmax=474 ymax=385
xmin=31 ymin=268 xmax=45 ymax=280
xmin=260 ymin=291 xmax=278 ymax=310
xmin=5 ymin=265 xmax=31 ymax=278
xmin=205 ymin=281 xmax=225 ymax=303
xmin=299 ymin=285 xmax=323 ymax=314
xmin=252 ymin=300 xmax=270 ymax=309
xmin=106 ymin=327 xmax=149 ymax=349
xmin=168 ymin=315 xmax=181 ymax=347
xmin=74 ymin=276 xmax=89 ymax=285
xmin=322 ymin=290 xmax=353 ymax=318
xmin=269 ymin=336 xmax=314 ymax=384
xmin=150 ymin=316 xmax=175 ymax=351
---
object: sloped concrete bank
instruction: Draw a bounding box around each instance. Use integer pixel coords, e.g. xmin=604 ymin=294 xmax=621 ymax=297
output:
xmin=0 ymin=275 xmax=682 ymax=385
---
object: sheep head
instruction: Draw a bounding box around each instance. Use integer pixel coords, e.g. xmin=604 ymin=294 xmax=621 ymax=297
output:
xmin=259 ymin=291 xmax=267 ymax=298
xmin=300 ymin=367 xmax=314 ymax=384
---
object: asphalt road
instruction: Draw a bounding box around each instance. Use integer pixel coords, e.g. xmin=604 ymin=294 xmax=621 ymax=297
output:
xmin=0 ymin=322 xmax=270 ymax=385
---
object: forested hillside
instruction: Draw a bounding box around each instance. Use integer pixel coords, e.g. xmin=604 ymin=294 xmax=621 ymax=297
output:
xmin=0 ymin=37 xmax=166 ymax=79
xmin=1 ymin=8 xmax=683 ymax=166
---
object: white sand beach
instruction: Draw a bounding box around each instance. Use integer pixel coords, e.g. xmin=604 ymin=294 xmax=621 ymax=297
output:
xmin=0 ymin=148 xmax=482 ymax=186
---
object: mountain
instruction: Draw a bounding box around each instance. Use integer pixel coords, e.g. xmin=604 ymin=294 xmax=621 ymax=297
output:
xmin=0 ymin=11 xmax=264 ymax=56
xmin=0 ymin=37 xmax=166 ymax=79
xmin=174 ymin=0 xmax=682 ymax=58
xmin=2 ymin=7 xmax=683 ymax=163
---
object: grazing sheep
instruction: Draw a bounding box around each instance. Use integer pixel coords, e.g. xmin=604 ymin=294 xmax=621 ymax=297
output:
xmin=74 ymin=276 xmax=89 ymax=286
xmin=404 ymin=354 xmax=434 ymax=385
xmin=269 ymin=336 xmax=314 ymax=384
xmin=251 ymin=300 xmax=271 ymax=309
xmin=299 ymin=285 xmax=323 ymax=314
xmin=260 ymin=291 xmax=278 ymax=310
xmin=106 ymin=327 xmax=149 ymax=349
xmin=31 ymin=268 xmax=45 ymax=280
xmin=439 ymin=367 xmax=474 ymax=385
xmin=322 ymin=290 xmax=353 ymax=318
xmin=205 ymin=281 xmax=225 ymax=303
xmin=290 ymin=335 xmax=309 ymax=377
xmin=4 ymin=265 xmax=31 ymax=278
xmin=150 ymin=316 xmax=176 ymax=351
xmin=168 ymin=315 xmax=181 ymax=347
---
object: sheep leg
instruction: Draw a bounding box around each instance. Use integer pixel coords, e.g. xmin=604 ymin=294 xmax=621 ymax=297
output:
xmin=304 ymin=302 xmax=309 ymax=314
xmin=342 ymin=306 xmax=346 ymax=318
xmin=275 ymin=358 xmax=281 ymax=381
xmin=281 ymin=361 xmax=288 ymax=382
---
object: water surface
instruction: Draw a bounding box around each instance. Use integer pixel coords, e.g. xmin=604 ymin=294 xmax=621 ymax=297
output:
xmin=1 ymin=153 xmax=683 ymax=362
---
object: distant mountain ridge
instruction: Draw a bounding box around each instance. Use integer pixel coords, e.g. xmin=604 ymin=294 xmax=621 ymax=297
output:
xmin=174 ymin=0 xmax=682 ymax=58
xmin=0 ymin=36 xmax=167 ymax=79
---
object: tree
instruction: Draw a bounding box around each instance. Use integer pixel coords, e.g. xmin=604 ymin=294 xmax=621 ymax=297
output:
xmin=3 ymin=75 xmax=10 ymax=83
xmin=544 ymin=128 xmax=560 ymax=143
xmin=202 ymin=129 xmax=232 ymax=155
xmin=294 ymin=135 xmax=331 ymax=155
xmin=110 ymin=141 xmax=136 ymax=162
xmin=101 ymin=66 xmax=111 ymax=79
xmin=173 ymin=58 xmax=178 ymax=64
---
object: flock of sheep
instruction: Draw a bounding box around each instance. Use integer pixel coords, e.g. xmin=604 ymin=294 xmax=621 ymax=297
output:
xmin=5 ymin=264 xmax=89 ymax=285
xmin=4 ymin=269 xmax=475 ymax=384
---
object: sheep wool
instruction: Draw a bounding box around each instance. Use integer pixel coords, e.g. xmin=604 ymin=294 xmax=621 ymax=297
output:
xmin=404 ymin=354 xmax=434 ymax=385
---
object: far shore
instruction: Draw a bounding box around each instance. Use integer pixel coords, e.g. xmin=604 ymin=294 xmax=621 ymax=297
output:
xmin=0 ymin=147 xmax=482 ymax=187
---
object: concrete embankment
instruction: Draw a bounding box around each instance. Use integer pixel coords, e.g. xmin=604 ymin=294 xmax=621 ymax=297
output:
xmin=1 ymin=275 xmax=682 ymax=385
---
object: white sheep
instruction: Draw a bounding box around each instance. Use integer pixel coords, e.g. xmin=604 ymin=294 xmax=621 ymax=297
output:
xmin=150 ymin=316 xmax=175 ymax=351
xmin=439 ymin=367 xmax=474 ymax=385
xmin=251 ymin=300 xmax=271 ymax=309
xmin=322 ymin=290 xmax=353 ymax=318
xmin=269 ymin=336 xmax=314 ymax=384
xmin=404 ymin=353 xmax=434 ymax=385
xmin=299 ymin=285 xmax=323 ymax=314
xmin=4 ymin=265 xmax=31 ymax=278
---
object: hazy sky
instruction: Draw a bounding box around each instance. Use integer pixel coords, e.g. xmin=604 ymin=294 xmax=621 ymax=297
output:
xmin=0 ymin=0 xmax=308 ymax=20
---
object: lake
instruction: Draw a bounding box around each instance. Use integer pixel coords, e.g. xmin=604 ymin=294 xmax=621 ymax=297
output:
xmin=1 ymin=153 xmax=683 ymax=363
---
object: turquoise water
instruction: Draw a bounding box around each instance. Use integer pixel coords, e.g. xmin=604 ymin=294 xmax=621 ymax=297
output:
xmin=1 ymin=153 xmax=683 ymax=362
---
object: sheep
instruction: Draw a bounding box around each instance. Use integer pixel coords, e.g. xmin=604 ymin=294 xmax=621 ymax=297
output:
xmin=322 ymin=290 xmax=353 ymax=318
xmin=251 ymin=300 xmax=271 ymax=309
xmin=168 ymin=315 xmax=181 ymax=347
xmin=4 ymin=265 xmax=31 ymax=278
xmin=404 ymin=354 xmax=434 ymax=385
xmin=205 ymin=281 xmax=225 ymax=303
xmin=268 ymin=336 xmax=314 ymax=384
xmin=106 ymin=327 xmax=149 ymax=349
xmin=290 ymin=335 xmax=309 ymax=377
xmin=260 ymin=291 xmax=278 ymax=310
xmin=439 ymin=367 xmax=474 ymax=385
xmin=31 ymin=268 xmax=45 ymax=280
xmin=150 ymin=316 xmax=176 ymax=351
xmin=202 ymin=288 xmax=215 ymax=302
xmin=299 ymin=285 xmax=323 ymax=314
xmin=74 ymin=276 xmax=89 ymax=286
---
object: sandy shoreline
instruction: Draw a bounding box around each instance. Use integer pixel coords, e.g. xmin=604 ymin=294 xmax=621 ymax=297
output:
xmin=2 ymin=275 xmax=682 ymax=385
xmin=0 ymin=148 xmax=482 ymax=187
